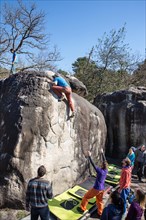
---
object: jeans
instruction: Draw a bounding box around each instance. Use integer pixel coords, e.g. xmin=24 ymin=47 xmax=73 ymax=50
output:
xmin=120 ymin=188 xmax=130 ymax=213
xmin=137 ymin=162 xmax=143 ymax=181
xmin=31 ymin=206 xmax=50 ymax=220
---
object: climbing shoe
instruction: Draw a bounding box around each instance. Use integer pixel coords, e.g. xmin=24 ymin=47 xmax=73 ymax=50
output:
xmin=77 ymin=206 xmax=84 ymax=214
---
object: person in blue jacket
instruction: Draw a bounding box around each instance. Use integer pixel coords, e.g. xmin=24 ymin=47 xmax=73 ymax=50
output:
xmin=101 ymin=190 xmax=124 ymax=220
xmin=127 ymin=147 xmax=135 ymax=169
xmin=49 ymin=73 xmax=75 ymax=117
xmin=10 ymin=48 xmax=17 ymax=74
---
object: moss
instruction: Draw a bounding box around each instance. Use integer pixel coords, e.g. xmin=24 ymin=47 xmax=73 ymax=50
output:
xmin=16 ymin=210 xmax=27 ymax=219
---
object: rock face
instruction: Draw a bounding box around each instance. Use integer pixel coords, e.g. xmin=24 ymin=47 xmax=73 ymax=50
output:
xmin=93 ymin=87 xmax=146 ymax=158
xmin=0 ymin=71 xmax=106 ymax=208
xmin=65 ymin=75 xmax=88 ymax=97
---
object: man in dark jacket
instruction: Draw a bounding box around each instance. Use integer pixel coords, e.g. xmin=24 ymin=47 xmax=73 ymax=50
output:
xmin=26 ymin=165 xmax=53 ymax=220
xmin=135 ymin=145 xmax=146 ymax=182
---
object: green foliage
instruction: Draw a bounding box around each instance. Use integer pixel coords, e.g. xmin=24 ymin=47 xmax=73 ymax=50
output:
xmin=72 ymin=56 xmax=98 ymax=101
xmin=130 ymin=59 xmax=146 ymax=87
xmin=58 ymin=69 xmax=69 ymax=76
xmin=72 ymin=25 xmax=143 ymax=102
xmin=93 ymin=25 xmax=132 ymax=72
xmin=72 ymin=56 xmax=132 ymax=102
xmin=16 ymin=210 xmax=27 ymax=220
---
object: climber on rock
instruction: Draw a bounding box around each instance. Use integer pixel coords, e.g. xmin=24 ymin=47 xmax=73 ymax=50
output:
xmin=49 ymin=73 xmax=75 ymax=117
xmin=10 ymin=48 xmax=17 ymax=75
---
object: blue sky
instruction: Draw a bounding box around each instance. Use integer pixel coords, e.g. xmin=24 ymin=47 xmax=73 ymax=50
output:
xmin=1 ymin=0 xmax=146 ymax=72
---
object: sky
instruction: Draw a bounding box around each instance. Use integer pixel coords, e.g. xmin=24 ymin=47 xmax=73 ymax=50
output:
xmin=1 ymin=0 xmax=146 ymax=72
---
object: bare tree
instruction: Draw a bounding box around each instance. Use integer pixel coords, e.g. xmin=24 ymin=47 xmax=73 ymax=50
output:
xmin=0 ymin=0 xmax=61 ymax=72
xmin=92 ymin=25 xmax=141 ymax=73
xmin=0 ymin=28 xmax=11 ymax=55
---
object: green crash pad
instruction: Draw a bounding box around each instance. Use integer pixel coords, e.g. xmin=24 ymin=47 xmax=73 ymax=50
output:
xmin=105 ymin=173 xmax=120 ymax=185
xmin=79 ymin=176 xmax=96 ymax=190
xmin=108 ymin=164 xmax=121 ymax=175
xmin=68 ymin=185 xmax=96 ymax=204
xmin=104 ymin=164 xmax=121 ymax=185
xmin=48 ymin=189 xmax=93 ymax=220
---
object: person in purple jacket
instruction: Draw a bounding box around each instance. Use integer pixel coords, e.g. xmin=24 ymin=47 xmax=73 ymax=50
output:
xmin=79 ymin=151 xmax=108 ymax=217
xmin=125 ymin=189 xmax=145 ymax=220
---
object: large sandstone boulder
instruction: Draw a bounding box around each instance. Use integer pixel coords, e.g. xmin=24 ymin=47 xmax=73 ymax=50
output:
xmin=0 ymin=71 xmax=106 ymax=208
xmin=65 ymin=75 xmax=88 ymax=97
xmin=93 ymin=87 xmax=146 ymax=158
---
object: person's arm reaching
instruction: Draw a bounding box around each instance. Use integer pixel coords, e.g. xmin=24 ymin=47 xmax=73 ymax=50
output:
xmin=48 ymin=78 xmax=57 ymax=85
xmin=88 ymin=151 xmax=97 ymax=172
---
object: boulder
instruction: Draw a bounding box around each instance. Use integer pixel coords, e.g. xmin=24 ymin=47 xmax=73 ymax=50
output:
xmin=65 ymin=75 xmax=88 ymax=97
xmin=0 ymin=71 xmax=106 ymax=208
xmin=93 ymin=87 xmax=146 ymax=158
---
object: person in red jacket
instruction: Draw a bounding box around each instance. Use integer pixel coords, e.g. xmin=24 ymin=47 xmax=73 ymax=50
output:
xmin=119 ymin=158 xmax=132 ymax=214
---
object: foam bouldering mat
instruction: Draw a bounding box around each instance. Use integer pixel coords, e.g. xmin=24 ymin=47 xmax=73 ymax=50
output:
xmin=68 ymin=185 xmax=96 ymax=204
xmin=48 ymin=190 xmax=93 ymax=220
xmin=78 ymin=176 xmax=96 ymax=190
xmin=108 ymin=164 xmax=121 ymax=175
xmin=49 ymin=176 xmax=112 ymax=220
xmin=105 ymin=173 xmax=120 ymax=185
xmin=79 ymin=176 xmax=112 ymax=194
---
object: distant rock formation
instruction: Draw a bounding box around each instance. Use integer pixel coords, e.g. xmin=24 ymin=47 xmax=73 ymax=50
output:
xmin=0 ymin=71 xmax=106 ymax=208
xmin=94 ymin=87 xmax=146 ymax=158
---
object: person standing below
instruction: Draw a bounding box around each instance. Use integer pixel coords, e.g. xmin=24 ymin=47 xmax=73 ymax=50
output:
xmin=49 ymin=73 xmax=75 ymax=117
xmin=144 ymin=154 xmax=146 ymax=178
xmin=135 ymin=145 xmax=146 ymax=182
xmin=100 ymin=190 xmax=124 ymax=220
xmin=26 ymin=165 xmax=53 ymax=220
xmin=10 ymin=48 xmax=17 ymax=74
xmin=125 ymin=189 xmax=146 ymax=220
xmin=126 ymin=147 xmax=136 ymax=169
xmin=79 ymin=151 xmax=108 ymax=218
xmin=119 ymin=158 xmax=132 ymax=214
